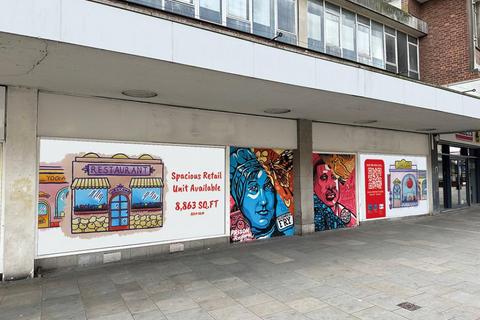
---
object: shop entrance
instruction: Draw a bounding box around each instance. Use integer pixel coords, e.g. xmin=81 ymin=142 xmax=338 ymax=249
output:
xmin=110 ymin=194 xmax=129 ymax=231
xmin=450 ymin=157 xmax=468 ymax=208
xmin=438 ymin=144 xmax=480 ymax=210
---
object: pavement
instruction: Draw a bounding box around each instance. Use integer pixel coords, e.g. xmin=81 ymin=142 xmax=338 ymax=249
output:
xmin=2 ymin=208 xmax=480 ymax=320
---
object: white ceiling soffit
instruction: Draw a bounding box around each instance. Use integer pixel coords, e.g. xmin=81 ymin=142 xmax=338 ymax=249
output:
xmin=0 ymin=32 xmax=479 ymax=134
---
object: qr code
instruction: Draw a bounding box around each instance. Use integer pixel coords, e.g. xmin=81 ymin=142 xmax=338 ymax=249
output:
xmin=367 ymin=167 xmax=383 ymax=190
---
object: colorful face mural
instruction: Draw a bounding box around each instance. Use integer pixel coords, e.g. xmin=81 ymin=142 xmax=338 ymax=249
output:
xmin=312 ymin=154 xmax=357 ymax=232
xmin=230 ymin=147 xmax=294 ymax=242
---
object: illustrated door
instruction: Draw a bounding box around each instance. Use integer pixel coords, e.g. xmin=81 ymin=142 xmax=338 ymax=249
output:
xmin=110 ymin=194 xmax=130 ymax=231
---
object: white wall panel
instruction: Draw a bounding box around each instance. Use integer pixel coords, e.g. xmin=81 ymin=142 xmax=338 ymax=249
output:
xmin=38 ymin=93 xmax=297 ymax=149
xmin=313 ymin=122 xmax=429 ymax=155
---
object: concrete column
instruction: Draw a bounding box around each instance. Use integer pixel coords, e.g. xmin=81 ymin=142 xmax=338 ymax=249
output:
xmin=297 ymin=0 xmax=308 ymax=49
xmin=293 ymin=119 xmax=314 ymax=235
xmin=2 ymin=87 xmax=38 ymax=280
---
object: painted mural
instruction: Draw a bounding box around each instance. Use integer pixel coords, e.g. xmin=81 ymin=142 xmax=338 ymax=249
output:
xmin=230 ymin=147 xmax=294 ymax=242
xmin=313 ymin=154 xmax=357 ymax=232
xmin=360 ymin=154 xmax=429 ymax=220
xmin=388 ymin=159 xmax=425 ymax=209
xmin=71 ymin=153 xmax=164 ymax=233
xmin=38 ymin=166 xmax=70 ymax=228
xmin=38 ymin=152 xmax=164 ymax=234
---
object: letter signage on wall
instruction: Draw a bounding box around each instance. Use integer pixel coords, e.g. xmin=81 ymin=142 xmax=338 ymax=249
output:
xmin=37 ymin=139 xmax=226 ymax=257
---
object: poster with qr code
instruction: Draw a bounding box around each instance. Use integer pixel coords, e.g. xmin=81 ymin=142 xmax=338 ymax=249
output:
xmin=361 ymin=154 xmax=429 ymax=221
xmin=364 ymin=159 xmax=386 ymax=219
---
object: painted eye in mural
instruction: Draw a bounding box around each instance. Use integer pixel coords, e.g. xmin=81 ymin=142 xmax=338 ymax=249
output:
xmin=247 ymin=182 xmax=259 ymax=194
xmin=320 ymin=174 xmax=328 ymax=181
xmin=264 ymin=180 xmax=274 ymax=192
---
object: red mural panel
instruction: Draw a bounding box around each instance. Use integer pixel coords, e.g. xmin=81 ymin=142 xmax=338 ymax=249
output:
xmin=364 ymin=159 xmax=386 ymax=219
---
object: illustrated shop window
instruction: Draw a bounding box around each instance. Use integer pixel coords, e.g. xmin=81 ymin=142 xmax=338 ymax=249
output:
xmin=307 ymin=0 xmax=324 ymax=52
xmin=164 ymin=0 xmax=195 ymax=17
xmin=325 ymin=2 xmax=341 ymax=57
xmin=38 ymin=201 xmax=49 ymax=218
xmin=341 ymin=8 xmax=356 ymax=61
xmin=200 ymin=0 xmax=222 ymax=23
xmin=132 ymin=187 xmax=163 ymax=210
xmin=74 ymin=189 xmax=108 ymax=213
xmin=227 ymin=0 xmax=250 ymax=32
xmin=385 ymin=26 xmax=398 ymax=73
xmin=55 ymin=187 xmax=69 ymax=219
xmin=357 ymin=15 xmax=371 ymax=65
xmin=277 ymin=0 xmax=297 ymax=44
xmin=253 ymin=0 xmax=274 ymax=38
xmin=371 ymin=21 xmax=385 ymax=68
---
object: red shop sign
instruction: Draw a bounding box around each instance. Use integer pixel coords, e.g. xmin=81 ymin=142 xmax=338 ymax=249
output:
xmin=364 ymin=159 xmax=386 ymax=219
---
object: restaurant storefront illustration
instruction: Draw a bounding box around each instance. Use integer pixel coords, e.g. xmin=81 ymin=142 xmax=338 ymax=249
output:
xmin=71 ymin=153 xmax=164 ymax=234
xmin=38 ymin=165 xmax=70 ymax=228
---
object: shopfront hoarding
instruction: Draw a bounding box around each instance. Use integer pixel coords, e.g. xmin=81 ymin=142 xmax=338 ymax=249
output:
xmin=37 ymin=139 xmax=226 ymax=257
xmin=360 ymin=154 xmax=429 ymax=220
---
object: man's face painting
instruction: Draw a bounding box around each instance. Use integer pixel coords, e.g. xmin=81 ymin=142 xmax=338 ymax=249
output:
xmin=314 ymin=163 xmax=340 ymax=207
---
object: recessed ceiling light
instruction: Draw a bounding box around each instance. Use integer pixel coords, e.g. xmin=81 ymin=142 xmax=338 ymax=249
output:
xmin=264 ymin=108 xmax=291 ymax=114
xmin=122 ymin=90 xmax=158 ymax=98
xmin=353 ymin=119 xmax=378 ymax=125
xmin=416 ymin=128 xmax=437 ymax=132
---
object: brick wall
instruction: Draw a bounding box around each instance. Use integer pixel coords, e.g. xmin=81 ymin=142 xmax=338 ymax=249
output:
xmin=411 ymin=0 xmax=479 ymax=85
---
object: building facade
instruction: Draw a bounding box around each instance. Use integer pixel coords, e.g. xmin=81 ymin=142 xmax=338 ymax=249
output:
xmin=0 ymin=0 xmax=479 ymax=280
xmin=395 ymin=0 xmax=480 ymax=210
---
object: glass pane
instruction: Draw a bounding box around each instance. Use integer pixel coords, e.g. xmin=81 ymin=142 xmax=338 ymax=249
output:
xmin=121 ymin=201 xmax=128 ymax=209
xmin=111 ymin=218 xmax=120 ymax=227
xmin=111 ymin=202 xmax=120 ymax=210
xmin=371 ymin=22 xmax=384 ymax=68
xmin=277 ymin=0 xmax=296 ymax=33
xmin=121 ymin=218 xmax=129 ymax=226
xmin=341 ymin=9 xmax=355 ymax=60
xmin=200 ymin=0 xmax=220 ymax=11
xmin=307 ymin=0 xmax=323 ymax=51
xmin=325 ymin=11 xmax=340 ymax=56
xmin=470 ymin=159 xmax=477 ymax=204
xmin=228 ymin=0 xmax=248 ymax=20
xmin=438 ymin=155 xmax=444 ymax=209
xmin=357 ymin=23 xmax=370 ymax=64
xmin=111 ymin=210 xmax=119 ymax=218
xmin=397 ymin=31 xmax=408 ymax=76
xmin=253 ymin=0 xmax=271 ymax=26
xmin=408 ymin=43 xmax=418 ymax=71
xmin=385 ymin=34 xmax=396 ymax=64
xmin=121 ymin=210 xmax=129 ymax=217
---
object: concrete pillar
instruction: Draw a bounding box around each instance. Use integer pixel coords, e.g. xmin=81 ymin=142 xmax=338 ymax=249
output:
xmin=2 ymin=87 xmax=38 ymax=280
xmin=293 ymin=119 xmax=314 ymax=235
xmin=298 ymin=0 xmax=308 ymax=49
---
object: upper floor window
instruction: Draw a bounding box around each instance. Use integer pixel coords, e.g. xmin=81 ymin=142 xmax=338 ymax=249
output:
xmin=306 ymin=0 xmax=419 ymax=80
xmin=473 ymin=1 xmax=480 ymax=49
xmin=127 ymin=0 xmax=297 ymax=44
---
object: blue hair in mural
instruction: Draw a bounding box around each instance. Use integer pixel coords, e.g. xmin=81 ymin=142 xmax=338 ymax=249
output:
xmin=230 ymin=147 xmax=294 ymax=239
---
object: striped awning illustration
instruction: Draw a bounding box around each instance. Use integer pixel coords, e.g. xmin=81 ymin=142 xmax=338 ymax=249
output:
xmin=129 ymin=178 xmax=163 ymax=188
xmin=71 ymin=178 xmax=110 ymax=190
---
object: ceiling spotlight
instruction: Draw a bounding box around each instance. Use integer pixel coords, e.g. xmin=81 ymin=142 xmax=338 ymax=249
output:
xmin=122 ymin=90 xmax=158 ymax=98
xmin=264 ymin=108 xmax=291 ymax=114
xmin=353 ymin=119 xmax=378 ymax=125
